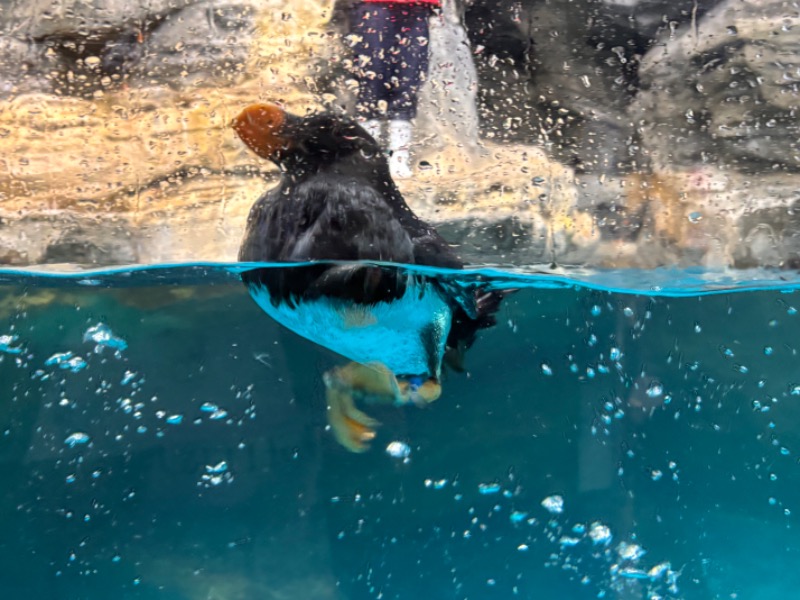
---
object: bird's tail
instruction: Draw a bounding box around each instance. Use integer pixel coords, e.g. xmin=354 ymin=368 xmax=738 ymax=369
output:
xmin=443 ymin=288 xmax=513 ymax=372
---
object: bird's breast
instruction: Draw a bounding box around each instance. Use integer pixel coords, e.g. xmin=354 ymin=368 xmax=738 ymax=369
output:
xmin=249 ymin=279 xmax=452 ymax=377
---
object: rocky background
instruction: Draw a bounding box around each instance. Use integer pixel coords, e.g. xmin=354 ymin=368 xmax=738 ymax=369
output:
xmin=0 ymin=0 xmax=799 ymax=269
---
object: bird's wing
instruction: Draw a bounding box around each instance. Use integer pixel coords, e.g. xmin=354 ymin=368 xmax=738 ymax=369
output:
xmin=240 ymin=179 xmax=419 ymax=305
xmin=285 ymin=181 xmax=415 ymax=264
xmin=241 ymin=179 xmax=416 ymax=264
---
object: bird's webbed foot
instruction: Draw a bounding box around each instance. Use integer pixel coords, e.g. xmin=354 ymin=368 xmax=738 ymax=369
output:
xmin=323 ymin=362 xmax=441 ymax=452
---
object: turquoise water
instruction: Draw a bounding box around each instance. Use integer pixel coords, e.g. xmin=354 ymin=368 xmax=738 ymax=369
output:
xmin=1 ymin=263 xmax=800 ymax=600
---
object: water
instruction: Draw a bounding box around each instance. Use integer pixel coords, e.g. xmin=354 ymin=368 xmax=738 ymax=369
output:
xmin=2 ymin=262 xmax=800 ymax=600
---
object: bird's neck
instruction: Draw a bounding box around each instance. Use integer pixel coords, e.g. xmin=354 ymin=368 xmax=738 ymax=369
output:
xmin=281 ymin=158 xmax=393 ymax=189
xmin=277 ymin=156 xmax=415 ymax=219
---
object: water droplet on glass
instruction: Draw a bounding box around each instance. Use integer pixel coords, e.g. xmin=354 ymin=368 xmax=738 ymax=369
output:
xmin=541 ymin=363 xmax=553 ymax=376
xmin=688 ymin=211 xmax=703 ymax=224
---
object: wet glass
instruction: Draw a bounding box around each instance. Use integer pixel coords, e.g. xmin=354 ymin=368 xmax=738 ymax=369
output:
xmin=2 ymin=0 xmax=800 ymax=598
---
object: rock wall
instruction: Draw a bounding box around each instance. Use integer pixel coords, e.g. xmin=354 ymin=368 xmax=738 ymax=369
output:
xmin=0 ymin=0 xmax=799 ymax=269
xmin=466 ymin=0 xmax=800 ymax=268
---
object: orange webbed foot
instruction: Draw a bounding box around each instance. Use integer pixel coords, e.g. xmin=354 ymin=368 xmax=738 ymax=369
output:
xmin=323 ymin=362 xmax=442 ymax=452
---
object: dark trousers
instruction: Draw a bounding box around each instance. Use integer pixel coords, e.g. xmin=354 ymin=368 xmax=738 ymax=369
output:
xmin=350 ymin=3 xmax=432 ymax=120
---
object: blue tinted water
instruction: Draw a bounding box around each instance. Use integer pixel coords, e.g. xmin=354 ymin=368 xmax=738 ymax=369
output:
xmin=1 ymin=262 xmax=799 ymax=600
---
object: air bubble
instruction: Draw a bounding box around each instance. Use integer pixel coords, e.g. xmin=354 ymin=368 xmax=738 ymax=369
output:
xmin=541 ymin=495 xmax=564 ymax=514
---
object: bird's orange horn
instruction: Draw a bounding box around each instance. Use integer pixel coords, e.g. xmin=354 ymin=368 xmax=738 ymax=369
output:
xmin=232 ymin=103 xmax=289 ymax=160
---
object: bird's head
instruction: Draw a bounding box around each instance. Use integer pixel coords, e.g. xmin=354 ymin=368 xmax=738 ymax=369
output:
xmin=232 ymin=103 xmax=386 ymax=176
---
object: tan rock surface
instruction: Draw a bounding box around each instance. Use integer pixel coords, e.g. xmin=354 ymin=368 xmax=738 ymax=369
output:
xmin=0 ymin=0 xmax=584 ymax=267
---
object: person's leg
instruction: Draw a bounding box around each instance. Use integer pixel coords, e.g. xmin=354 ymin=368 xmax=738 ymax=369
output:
xmin=361 ymin=118 xmax=382 ymax=142
xmin=386 ymin=4 xmax=431 ymax=121
xmin=388 ymin=119 xmax=413 ymax=178
xmin=385 ymin=5 xmax=432 ymax=178
xmin=350 ymin=3 xmax=394 ymax=133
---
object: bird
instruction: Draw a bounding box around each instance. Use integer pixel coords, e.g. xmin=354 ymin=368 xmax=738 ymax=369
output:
xmin=232 ymin=102 xmax=503 ymax=452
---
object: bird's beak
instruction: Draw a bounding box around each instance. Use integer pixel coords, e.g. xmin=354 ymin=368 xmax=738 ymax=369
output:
xmin=231 ymin=103 xmax=291 ymax=160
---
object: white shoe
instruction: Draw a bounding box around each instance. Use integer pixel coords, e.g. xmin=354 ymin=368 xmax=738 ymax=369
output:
xmin=361 ymin=119 xmax=382 ymax=142
xmin=389 ymin=151 xmax=412 ymax=179
xmin=388 ymin=119 xmax=413 ymax=179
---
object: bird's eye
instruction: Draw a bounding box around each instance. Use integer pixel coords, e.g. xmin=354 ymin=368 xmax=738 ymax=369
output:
xmin=360 ymin=148 xmax=375 ymax=160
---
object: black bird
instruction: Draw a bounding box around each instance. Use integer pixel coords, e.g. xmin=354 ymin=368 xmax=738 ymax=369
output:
xmin=233 ymin=103 xmax=502 ymax=451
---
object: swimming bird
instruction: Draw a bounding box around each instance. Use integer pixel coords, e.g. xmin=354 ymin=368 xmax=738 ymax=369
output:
xmin=233 ymin=103 xmax=502 ymax=452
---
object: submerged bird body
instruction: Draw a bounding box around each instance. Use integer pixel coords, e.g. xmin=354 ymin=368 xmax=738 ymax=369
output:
xmin=248 ymin=276 xmax=452 ymax=378
xmin=234 ymin=103 xmax=501 ymax=450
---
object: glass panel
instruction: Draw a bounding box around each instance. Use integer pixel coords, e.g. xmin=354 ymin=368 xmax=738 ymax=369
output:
xmin=2 ymin=1 xmax=799 ymax=598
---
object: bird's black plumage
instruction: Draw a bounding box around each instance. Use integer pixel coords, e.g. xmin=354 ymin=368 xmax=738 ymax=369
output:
xmin=234 ymin=103 xmax=500 ymax=372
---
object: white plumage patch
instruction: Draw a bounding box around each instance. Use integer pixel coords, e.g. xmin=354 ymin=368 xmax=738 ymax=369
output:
xmin=250 ymin=279 xmax=452 ymax=377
